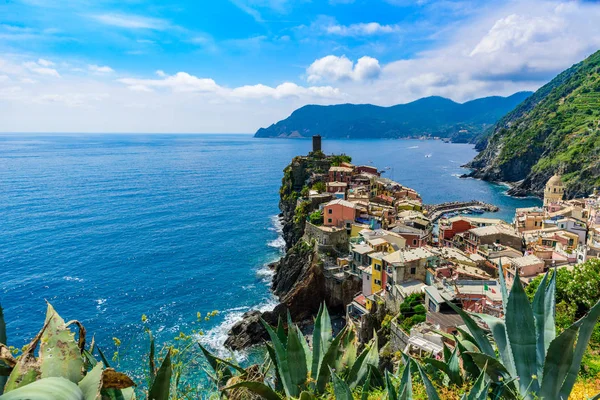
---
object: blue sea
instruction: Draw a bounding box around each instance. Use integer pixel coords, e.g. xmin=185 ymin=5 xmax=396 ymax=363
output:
xmin=0 ymin=134 xmax=540 ymax=377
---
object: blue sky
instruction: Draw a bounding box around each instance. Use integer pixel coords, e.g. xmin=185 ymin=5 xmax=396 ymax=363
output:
xmin=1 ymin=0 xmax=600 ymax=132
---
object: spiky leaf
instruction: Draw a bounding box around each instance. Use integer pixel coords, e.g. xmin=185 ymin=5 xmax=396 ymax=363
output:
xmin=311 ymin=304 xmax=332 ymax=382
xmin=331 ymin=368 xmax=352 ymax=400
xmin=445 ymin=301 xmax=495 ymax=357
xmin=412 ymin=359 xmax=441 ymax=400
xmin=224 ymin=382 xmax=282 ymax=400
xmin=148 ymin=351 xmax=171 ymax=400
xmin=473 ymin=313 xmax=515 ymax=377
xmin=539 ymin=324 xmax=577 ymax=400
xmin=532 ymin=271 xmax=556 ymax=381
xmin=261 ymin=319 xmax=295 ymax=397
xmin=315 ymin=326 xmax=346 ymax=393
xmin=385 ymin=370 xmax=398 ymax=400
xmin=465 ymin=366 xmax=490 ymax=400
xmin=78 ymin=363 xmax=103 ymax=400
xmin=287 ymin=326 xmax=308 ymax=390
xmin=0 ymin=377 xmax=83 ymax=400
xmin=346 ymin=334 xmax=378 ymax=389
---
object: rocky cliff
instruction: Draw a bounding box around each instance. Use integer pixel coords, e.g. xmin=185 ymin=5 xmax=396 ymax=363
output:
xmin=467 ymin=50 xmax=600 ymax=198
xmin=225 ymin=153 xmax=360 ymax=350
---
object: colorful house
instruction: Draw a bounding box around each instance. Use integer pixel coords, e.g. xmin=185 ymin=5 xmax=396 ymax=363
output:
xmin=323 ymin=199 xmax=358 ymax=229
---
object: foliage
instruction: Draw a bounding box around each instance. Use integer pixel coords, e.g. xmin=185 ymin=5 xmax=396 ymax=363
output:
xmin=301 ymin=186 xmax=310 ymax=198
xmin=329 ymin=155 xmax=352 ymax=167
xmin=396 ymin=293 xmax=426 ymax=333
xmin=311 ymin=181 xmax=326 ymax=194
xmin=308 ymin=210 xmax=323 ymax=226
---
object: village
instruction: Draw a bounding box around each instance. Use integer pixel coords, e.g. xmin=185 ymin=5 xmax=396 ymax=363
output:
xmin=297 ymin=136 xmax=600 ymax=356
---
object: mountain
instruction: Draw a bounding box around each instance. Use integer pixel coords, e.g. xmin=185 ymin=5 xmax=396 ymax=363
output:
xmin=254 ymin=92 xmax=532 ymax=143
xmin=467 ymin=50 xmax=600 ymax=198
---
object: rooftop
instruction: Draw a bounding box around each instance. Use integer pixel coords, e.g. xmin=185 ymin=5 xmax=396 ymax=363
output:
xmin=511 ymin=254 xmax=544 ymax=268
xmin=325 ymin=199 xmax=357 ymax=209
xmin=469 ymin=224 xmax=519 ymax=238
xmin=383 ymin=247 xmax=436 ymax=265
xmin=329 ymin=166 xmax=353 ymax=172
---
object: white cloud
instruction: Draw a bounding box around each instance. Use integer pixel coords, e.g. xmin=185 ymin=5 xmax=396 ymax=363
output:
xmin=88 ymin=64 xmax=114 ymax=74
xmin=90 ymin=13 xmax=170 ymax=30
xmin=37 ymin=58 xmax=54 ymax=67
xmin=23 ymin=60 xmax=60 ymax=77
xmin=307 ymin=55 xmax=381 ymax=83
xmin=118 ymin=71 xmax=343 ymax=100
xmin=326 ymin=22 xmax=400 ymax=36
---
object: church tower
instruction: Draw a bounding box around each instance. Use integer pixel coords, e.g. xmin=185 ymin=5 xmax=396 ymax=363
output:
xmin=544 ymin=172 xmax=565 ymax=207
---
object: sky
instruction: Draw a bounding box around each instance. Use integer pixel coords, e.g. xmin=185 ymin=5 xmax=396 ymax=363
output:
xmin=1 ymin=0 xmax=600 ymax=133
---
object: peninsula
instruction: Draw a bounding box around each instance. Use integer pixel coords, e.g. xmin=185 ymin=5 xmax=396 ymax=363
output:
xmin=226 ymin=136 xmax=600 ymax=360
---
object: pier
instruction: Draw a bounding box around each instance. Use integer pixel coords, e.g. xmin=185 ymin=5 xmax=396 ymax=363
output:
xmin=424 ymin=200 xmax=499 ymax=222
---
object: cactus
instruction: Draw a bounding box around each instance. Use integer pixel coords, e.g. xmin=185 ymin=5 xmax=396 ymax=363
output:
xmin=0 ymin=303 xmax=138 ymax=400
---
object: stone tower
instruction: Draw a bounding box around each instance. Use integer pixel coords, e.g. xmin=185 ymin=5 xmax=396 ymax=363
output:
xmin=544 ymin=173 xmax=565 ymax=207
xmin=312 ymin=135 xmax=322 ymax=153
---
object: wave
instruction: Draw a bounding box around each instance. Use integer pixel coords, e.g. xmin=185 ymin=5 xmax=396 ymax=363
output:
xmin=267 ymin=236 xmax=285 ymax=249
xmin=198 ymin=297 xmax=278 ymax=360
xmin=407 ymin=146 xmax=419 ymax=149
xmin=64 ymin=276 xmax=84 ymax=282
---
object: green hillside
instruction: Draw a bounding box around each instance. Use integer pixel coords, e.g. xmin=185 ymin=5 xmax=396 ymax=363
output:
xmin=254 ymin=92 xmax=532 ymax=143
xmin=467 ymin=50 xmax=600 ymax=198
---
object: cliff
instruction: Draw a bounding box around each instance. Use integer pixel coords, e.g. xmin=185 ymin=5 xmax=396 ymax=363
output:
xmin=467 ymin=50 xmax=600 ymax=198
xmin=254 ymin=92 xmax=531 ymax=143
xmin=225 ymin=152 xmax=360 ymax=350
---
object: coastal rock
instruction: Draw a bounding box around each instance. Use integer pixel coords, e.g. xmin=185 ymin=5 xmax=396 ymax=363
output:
xmin=224 ymin=310 xmax=269 ymax=350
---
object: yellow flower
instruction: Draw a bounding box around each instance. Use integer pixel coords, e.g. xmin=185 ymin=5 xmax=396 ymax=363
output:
xmin=141 ymin=314 xmax=148 ymax=323
xmin=112 ymin=337 xmax=121 ymax=347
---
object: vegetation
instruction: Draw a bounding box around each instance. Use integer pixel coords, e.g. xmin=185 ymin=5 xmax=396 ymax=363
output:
xmin=3 ymin=261 xmax=600 ymax=399
xmin=396 ymin=293 xmax=426 ymax=333
xmin=311 ymin=182 xmax=326 ymax=194
xmin=254 ymin=93 xmax=532 ymax=143
xmin=473 ymin=49 xmax=600 ymax=195
xmin=328 ymin=155 xmax=352 ymax=167
xmin=308 ymin=210 xmax=323 ymax=226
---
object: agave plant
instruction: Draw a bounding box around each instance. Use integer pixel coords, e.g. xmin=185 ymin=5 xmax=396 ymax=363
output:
xmin=0 ymin=303 xmax=173 ymax=400
xmin=435 ymin=263 xmax=600 ymax=400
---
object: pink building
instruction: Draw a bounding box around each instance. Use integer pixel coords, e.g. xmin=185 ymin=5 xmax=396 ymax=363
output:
xmin=323 ymin=199 xmax=358 ymax=228
xmin=328 ymin=166 xmax=353 ymax=184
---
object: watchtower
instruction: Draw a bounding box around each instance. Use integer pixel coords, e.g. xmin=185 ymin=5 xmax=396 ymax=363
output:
xmin=312 ymin=135 xmax=322 ymax=153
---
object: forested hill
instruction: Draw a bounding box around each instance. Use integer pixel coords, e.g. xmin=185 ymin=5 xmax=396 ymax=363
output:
xmin=254 ymin=92 xmax=532 ymax=143
xmin=467 ymin=49 xmax=600 ymax=198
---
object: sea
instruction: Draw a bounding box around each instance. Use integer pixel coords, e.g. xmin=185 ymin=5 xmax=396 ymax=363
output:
xmin=0 ymin=134 xmax=540 ymax=381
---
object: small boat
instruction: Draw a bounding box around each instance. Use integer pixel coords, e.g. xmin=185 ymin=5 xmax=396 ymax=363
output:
xmin=425 ymin=154 xmax=432 ymax=158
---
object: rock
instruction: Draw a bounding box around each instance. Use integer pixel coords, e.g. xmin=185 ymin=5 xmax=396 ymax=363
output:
xmin=224 ymin=311 xmax=269 ymax=351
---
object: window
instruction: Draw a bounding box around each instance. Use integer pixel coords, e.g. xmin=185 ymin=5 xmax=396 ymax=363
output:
xmin=328 ymin=209 xmax=333 ymax=214
xmin=410 ymin=267 xmax=416 ymax=275
xmin=374 ymin=279 xmax=381 ymax=286
xmin=413 ymin=239 xmax=417 ymax=246
xmin=327 ymin=218 xmax=332 ymax=223
xmin=375 ymin=264 xmax=381 ymax=271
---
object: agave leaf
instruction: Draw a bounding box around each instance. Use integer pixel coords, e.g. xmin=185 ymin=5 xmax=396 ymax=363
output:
xmin=78 ymin=362 xmax=104 ymax=400
xmin=398 ymin=360 xmax=412 ymax=400
xmin=447 ymin=345 xmax=463 ymax=386
xmin=0 ymin=377 xmax=84 ymax=400
xmin=455 ymin=327 xmax=478 ymax=349
xmin=473 ymin=313 xmax=515 ymax=377
xmin=102 ymin=369 xmax=135 ymax=390
xmin=198 ymin=343 xmax=232 ymax=387
xmin=445 ymin=300 xmax=495 ymax=357
xmin=367 ymin=364 xmax=385 ymax=389
xmin=424 ymin=357 xmax=450 ymax=376
xmin=505 ymin=270 xmax=539 ymax=398
xmin=531 ymin=270 xmax=556 ymax=382
xmin=223 ymin=381 xmax=282 ymax=400
xmin=299 ymin=391 xmax=316 ymax=400
xmin=38 ymin=303 xmax=84 ymax=384
xmin=465 ymin=365 xmax=490 ymax=400
xmin=148 ymin=332 xmax=156 ymax=383
xmin=95 ymin=346 xmax=111 ymax=369
xmin=261 ymin=319 xmax=295 ymax=397
xmin=265 ymin=343 xmax=283 ymax=392
xmin=330 ymin=368 xmax=352 ymax=400
xmin=412 ymin=359 xmax=441 ymax=400
xmin=298 ymin=328 xmax=312 ymax=374
xmin=385 ymin=370 xmax=398 ymax=400
xmin=286 ymin=326 xmax=308 ymax=391
xmin=336 ymin=326 xmax=357 ymax=373
xmin=360 ymin=368 xmax=372 ymax=400
xmin=277 ymin=317 xmax=287 ymax=349
xmin=497 ymin=260 xmax=509 ymax=312
xmin=315 ymin=326 xmax=346 ymax=394
xmin=311 ymin=304 xmax=332 ymax=383
xmin=148 ymin=351 xmax=171 ymax=400
xmin=455 ymin=337 xmax=480 ymax=380
xmin=442 ymin=343 xmax=452 ymax=363
xmin=539 ymin=324 xmax=577 ymax=400
xmin=466 ymin=352 xmax=517 ymax=396
xmin=559 ymin=299 xmax=600 ymax=399
xmin=82 ymin=350 xmax=97 ymax=370
xmin=346 ymin=334 xmax=378 ymax=389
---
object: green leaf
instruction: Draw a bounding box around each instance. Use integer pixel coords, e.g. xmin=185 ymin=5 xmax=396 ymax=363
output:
xmin=531 ymin=271 xmax=556 ymax=381
xmin=424 ymin=358 xmax=449 ymax=377
xmin=447 ymin=345 xmax=463 ymax=386
xmin=385 ymin=370 xmax=398 ymax=400
xmin=223 ymin=381 xmax=282 ymax=400
xmin=498 ymin=260 xmax=509 ymax=313
xmin=445 ymin=301 xmax=495 ymax=357
xmin=148 ymin=333 xmax=156 ymax=383
xmin=360 ymin=369 xmax=372 ymax=400
xmin=346 ymin=334 xmax=378 ymax=389
xmin=331 ymin=368 xmax=353 ymax=400
xmin=398 ymin=357 xmax=412 ymax=400
xmin=198 ymin=343 xmax=233 ymax=387
xmin=412 ymin=359 xmax=441 ymax=400
xmin=455 ymin=337 xmax=480 ymax=380
xmin=96 ymin=346 xmax=111 ymax=369
xmin=261 ymin=319 xmax=296 ymax=397
xmin=265 ymin=343 xmax=283 ymax=393
xmin=148 ymin=351 xmax=171 ymax=400
xmin=277 ymin=318 xmax=287 ymax=349
xmin=465 ymin=366 xmax=490 ymax=400
xmin=315 ymin=326 xmax=346 ymax=394
xmin=539 ymin=325 xmax=577 ymax=400
xmin=78 ymin=362 xmax=103 ymax=400
xmin=466 ymin=352 xmax=517 ymax=396
xmin=0 ymin=377 xmax=84 ymax=400
xmin=559 ymin=299 xmax=600 ymax=398
xmin=299 ymin=391 xmax=316 ymax=400
xmin=39 ymin=303 xmax=84 ymax=384
xmin=442 ymin=343 xmax=452 ymax=363
xmin=505 ymin=269 xmax=539 ymax=398
xmin=298 ymin=328 xmax=312 ymax=375
xmin=311 ymin=304 xmax=332 ymax=383
xmin=367 ymin=364 xmax=385 ymax=389
xmin=473 ymin=313 xmax=516 ymax=377
xmin=286 ymin=326 xmax=308 ymax=391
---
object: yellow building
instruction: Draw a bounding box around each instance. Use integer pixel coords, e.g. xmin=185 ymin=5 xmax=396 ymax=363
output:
xmin=369 ymin=252 xmax=385 ymax=294
xmin=544 ymin=173 xmax=565 ymax=207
